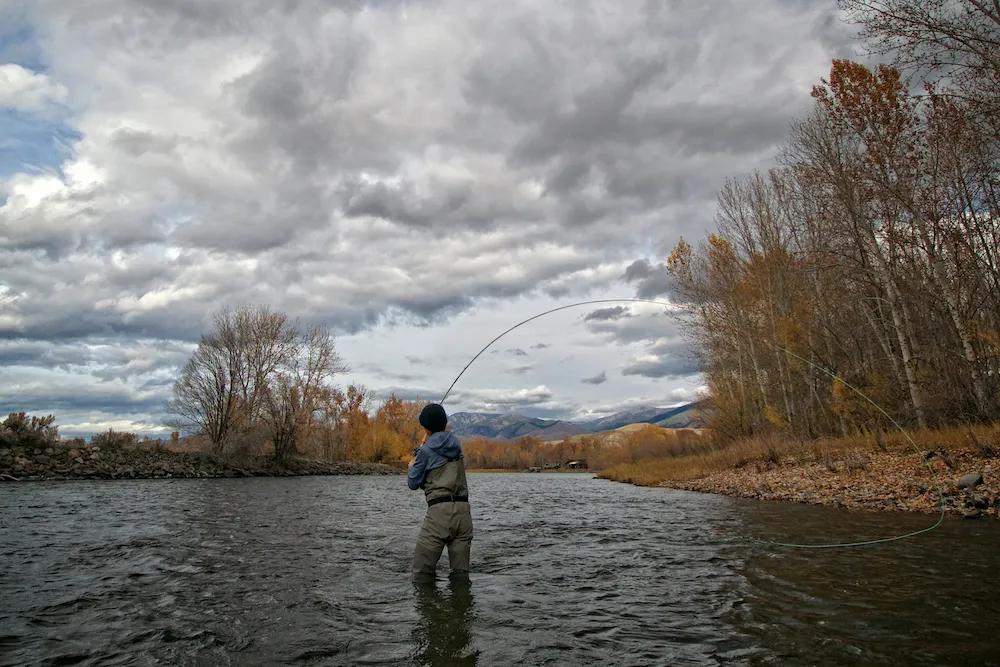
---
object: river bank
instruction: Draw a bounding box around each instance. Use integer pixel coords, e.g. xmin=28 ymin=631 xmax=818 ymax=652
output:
xmin=0 ymin=442 xmax=401 ymax=481
xmin=599 ymin=425 xmax=1000 ymax=519
xmin=664 ymin=449 xmax=998 ymax=519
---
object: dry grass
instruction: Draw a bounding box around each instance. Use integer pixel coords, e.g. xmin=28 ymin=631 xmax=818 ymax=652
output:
xmin=598 ymin=423 xmax=1000 ymax=487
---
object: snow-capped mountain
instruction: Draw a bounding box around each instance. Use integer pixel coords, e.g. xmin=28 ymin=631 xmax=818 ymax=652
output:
xmin=447 ymin=402 xmax=704 ymax=440
xmin=446 ymin=412 xmax=586 ymax=440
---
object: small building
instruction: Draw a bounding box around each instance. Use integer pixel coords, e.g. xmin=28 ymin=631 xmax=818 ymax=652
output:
xmin=543 ymin=462 xmax=561 ymax=470
xmin=566 ymin=460 xmax=588 ymax=470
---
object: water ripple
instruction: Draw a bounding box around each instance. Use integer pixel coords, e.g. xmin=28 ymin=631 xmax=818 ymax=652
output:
xmin=2 ymin=474 xmax=999 ymax=665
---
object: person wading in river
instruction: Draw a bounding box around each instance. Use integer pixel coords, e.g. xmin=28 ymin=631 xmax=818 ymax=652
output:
xmin=408 ymin=403 xmax=473 ymax=582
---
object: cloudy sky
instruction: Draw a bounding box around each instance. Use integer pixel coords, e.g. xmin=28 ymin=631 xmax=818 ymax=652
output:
xmin=0 ymin=0 xmax=856 ymax=436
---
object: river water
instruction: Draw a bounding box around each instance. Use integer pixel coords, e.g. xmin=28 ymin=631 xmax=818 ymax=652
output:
xmin=2 ymin=473 xmax=998 ymax=666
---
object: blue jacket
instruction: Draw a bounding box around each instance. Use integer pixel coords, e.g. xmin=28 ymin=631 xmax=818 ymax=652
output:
xmin=407 ymin=431 xmax=463 ymax=490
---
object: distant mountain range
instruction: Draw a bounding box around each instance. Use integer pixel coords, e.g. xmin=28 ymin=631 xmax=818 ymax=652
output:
xmin=447 ymin=402 xmax=705 ymax=440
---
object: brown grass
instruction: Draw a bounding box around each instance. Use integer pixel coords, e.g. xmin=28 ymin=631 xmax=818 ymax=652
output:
xmin=598 ymin=423 xmax=1000 ymax=487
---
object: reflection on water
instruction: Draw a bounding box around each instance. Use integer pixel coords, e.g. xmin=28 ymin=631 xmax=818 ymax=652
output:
xmin=411 ymin=579 xmax=478 ymax=666
xmin=2 ymin=473 xmax=999 ymax=665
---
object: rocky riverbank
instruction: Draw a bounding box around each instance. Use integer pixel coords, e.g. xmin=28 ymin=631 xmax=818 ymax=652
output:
xmin=662 ymin=448 xmax=999 ymax=519
xmin=0 ymin=442 xmax=402 ymax=481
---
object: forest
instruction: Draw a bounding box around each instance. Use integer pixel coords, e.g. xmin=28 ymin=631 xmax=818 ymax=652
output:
xmin=667 ymin=0 xmax=999 ymax=441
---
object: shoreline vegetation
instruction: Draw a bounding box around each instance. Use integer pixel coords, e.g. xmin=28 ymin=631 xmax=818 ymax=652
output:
xmin=0 ymin=408 xmax=404 ymax=482
xmin=3 ymin=408 xmax=997 ymax=522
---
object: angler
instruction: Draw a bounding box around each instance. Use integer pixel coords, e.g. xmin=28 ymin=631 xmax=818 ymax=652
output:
xmin=407 ymin=403 xmax=474 ymax=581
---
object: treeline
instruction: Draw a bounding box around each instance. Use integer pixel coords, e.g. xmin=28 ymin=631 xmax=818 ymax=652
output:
xmin=462 ymin=427 xmax=706 ymax=471
xmin=668 ymin=1 xmax=999 ymax=439
xmin=170 ymin=306 xmax=421 ymax=464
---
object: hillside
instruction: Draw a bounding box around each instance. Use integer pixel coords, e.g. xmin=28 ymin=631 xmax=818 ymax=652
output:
xmin=652 ymin=402 xmax=706 ymax=429
xmin=551 ymin=422 xmax=705 ymax=448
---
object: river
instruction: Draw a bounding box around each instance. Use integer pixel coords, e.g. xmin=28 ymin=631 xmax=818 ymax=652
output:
xmin=2 ymin=473 xmax=998 ymax=665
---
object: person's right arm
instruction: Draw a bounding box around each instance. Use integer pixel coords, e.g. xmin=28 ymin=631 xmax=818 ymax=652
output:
xmin=407 ymin=447 xmax=428 ymax=490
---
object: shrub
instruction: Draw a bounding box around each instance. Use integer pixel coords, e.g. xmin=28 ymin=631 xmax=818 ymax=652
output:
xmin=90 ymin=429 xmax=137 ymax=449
xmin=0 ymin=412 xmax=59 ymax=449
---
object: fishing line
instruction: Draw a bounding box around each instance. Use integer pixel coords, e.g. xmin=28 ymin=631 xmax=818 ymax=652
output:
xmin=756 ymin=343 xmax=946 ymax=549
xmin=438 ymin=298 xmax=947 ymax=549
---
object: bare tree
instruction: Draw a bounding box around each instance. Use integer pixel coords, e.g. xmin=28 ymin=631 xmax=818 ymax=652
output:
xmin=260 ymin=325 xmax=348 ymax=463
xmin=168 ymin=305 xmax=296 ymax=451
xmin=168 ymin=334 xmax=240 ymax=449
xmin=840 ymin=0 xmax=1000 ymax=130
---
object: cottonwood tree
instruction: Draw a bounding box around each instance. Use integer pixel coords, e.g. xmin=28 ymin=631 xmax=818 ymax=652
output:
xmin=663 ymin=0 xmax=1000 ymax=440
xmin=665 ymin=55 xmax=999 ymax=440
xmin=169 ymin=306 xmax=297 ymax=451
xmin=260 ymin=325 xmax=348 ymax=463
xmin=840 ymin=0 xmax=1000 ymax=117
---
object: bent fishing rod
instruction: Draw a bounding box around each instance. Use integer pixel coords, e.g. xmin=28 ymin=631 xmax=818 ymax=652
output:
xmin=434 ymin=298 xmax=946 ymax=550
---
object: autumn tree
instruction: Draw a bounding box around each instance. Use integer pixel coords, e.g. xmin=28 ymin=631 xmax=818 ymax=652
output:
xmin=370 ymin=394 xmax=423 ymax=463
xmin=840 ymin=0 xmax=1000 ymax=129
xmin=666 ymin=53 xmax=999 ymax=440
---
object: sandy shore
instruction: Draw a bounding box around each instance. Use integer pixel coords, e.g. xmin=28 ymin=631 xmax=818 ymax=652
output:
xmin=662 ymin=448 xmax=998 ymax=518
xmin=0 ymin=442 xmax=401 ymax=481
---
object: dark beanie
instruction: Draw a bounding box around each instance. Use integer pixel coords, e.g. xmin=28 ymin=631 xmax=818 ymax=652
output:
xmin=419 ymin=403 xmax=448 ymax=433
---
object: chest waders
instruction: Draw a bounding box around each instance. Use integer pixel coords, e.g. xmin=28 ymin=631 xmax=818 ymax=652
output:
xmin=412 ymin=458 xmax=473 ymax=581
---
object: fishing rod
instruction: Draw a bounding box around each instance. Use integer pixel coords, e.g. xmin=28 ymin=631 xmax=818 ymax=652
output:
xmin=439 ymin=299 xmax=674 ymax=405
xmin=436 ymin=298 xmax=947 ymax=550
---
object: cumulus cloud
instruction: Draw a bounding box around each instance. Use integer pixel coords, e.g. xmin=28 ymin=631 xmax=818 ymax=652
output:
xmin=581 ymin=370 xmax=607 ymax=385
xmin=449 ymin=385 xmax=565 ymax=414
xmin=667 ymin=386 xmax=707 ymax=403
xmin=0 ymin=64 xmax=67 ymax=113
xmin=0 ymin=0 xmax=853 ymax=431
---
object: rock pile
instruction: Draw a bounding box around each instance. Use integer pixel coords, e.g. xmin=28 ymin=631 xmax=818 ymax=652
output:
xmin=0 ymin=442 xmax=401 ymax=481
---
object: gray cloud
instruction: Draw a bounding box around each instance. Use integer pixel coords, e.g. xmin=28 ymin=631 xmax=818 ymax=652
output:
xmin=371 ymin=386 xmax=439 ymax=404
xmin=621 ymin=339 xmax=701 ymax=379
xmin=623 ymin=259 xmax=675 ymax=300
xmin=584 ymin=306 xmax=630 ymax=322
xmin=584 ymin=305 xmax=679 ymax=344
xmin=353 ymin=362 xmax=425 ymax=383
xmin=0 ymin=0 xmax=847 ymax=431
xmin=491 ymin=347 xmax=528 ymax=357
xmin=581 ymin=370 xmax=607 ymax=385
